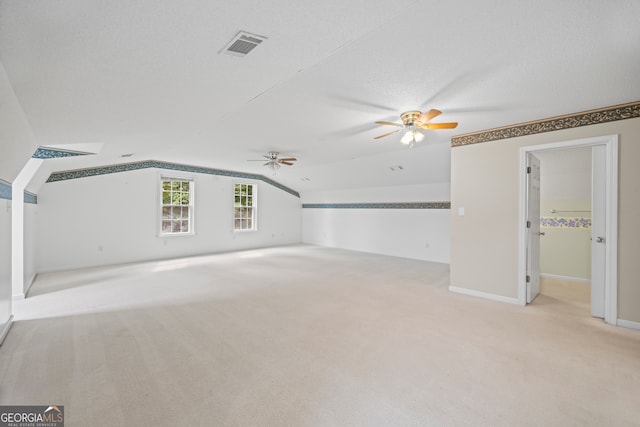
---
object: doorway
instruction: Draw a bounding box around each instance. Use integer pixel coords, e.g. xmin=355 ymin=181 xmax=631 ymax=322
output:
xmin=518 ymin=135 xmax=618 ymax=325
xmin=534 ymin=147 xmax=594 ymax=314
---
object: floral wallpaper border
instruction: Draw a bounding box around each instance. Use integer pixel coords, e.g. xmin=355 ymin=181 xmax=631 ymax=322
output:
xmin=540 ymin=217 xmax=591 ymax=228
xmin=451 ymin=101 xmax=640 ymax=147
xmin=46 ymin=160 xmax=300 ymax=198
xmin=302 ymin=202 xmax=451 ymax=209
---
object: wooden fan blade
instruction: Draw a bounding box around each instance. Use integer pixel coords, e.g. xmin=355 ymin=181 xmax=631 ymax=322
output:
xmin=279 ymin=161 xmax=294 ymax=166
xmin=374 ymin=129 xmax=401 ymax=140
xmin=278 ymin=158 xmax=297 ymax=162
xmin=420 ymin=109 xmax=442 ymax=123
xmin=375 ymin=121 xmax=404 ymax=127
xmin=420 ymin=122 xmax=458 ymax=130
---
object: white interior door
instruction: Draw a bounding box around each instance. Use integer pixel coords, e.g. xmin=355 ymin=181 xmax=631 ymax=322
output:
xmin=591 ymin=146 xmax=606 ymax=318
xmin=526 ymin=153 xmax=541 ymax=303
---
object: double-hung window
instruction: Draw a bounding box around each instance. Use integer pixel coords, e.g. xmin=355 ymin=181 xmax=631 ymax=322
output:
xmin=234 ymin=183 xmax=256 ymax=231
xmin=161 ymin=177 xmax=194 ymax=235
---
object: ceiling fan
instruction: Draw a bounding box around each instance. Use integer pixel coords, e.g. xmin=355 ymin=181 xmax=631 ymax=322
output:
xmin=247 ymin=151 xmax=297 ymax=174
xmin=374 ymin=109 xmax=458 ymax=146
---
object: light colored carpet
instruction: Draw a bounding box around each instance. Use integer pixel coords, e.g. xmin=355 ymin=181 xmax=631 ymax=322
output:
xmin=1 ymin=245 xmax=639 ymax=426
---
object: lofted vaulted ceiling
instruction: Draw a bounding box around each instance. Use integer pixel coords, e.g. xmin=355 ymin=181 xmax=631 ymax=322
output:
xmin=1 ymin=0 xmax=639 ymax=193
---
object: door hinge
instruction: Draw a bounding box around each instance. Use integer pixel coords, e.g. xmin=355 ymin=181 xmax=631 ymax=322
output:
xmin=526 ymin=220 xmax=531 ymax=228
xmin=527 ymin=166 xmax=531 ymax=174
xmin=526 ymin=275 xmax=531 ymax=283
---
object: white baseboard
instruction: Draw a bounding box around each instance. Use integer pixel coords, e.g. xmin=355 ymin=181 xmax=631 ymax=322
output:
xmin=24 ymin=272 xmax=37 ymax=296
xmin=449 ymin=286 xmax=521 ymax=305
xmin=0 ymin=315 xmax=14 ymax=346
xmin=540 ymin=273 xmax=590 ymax=284
xmin=617 ymin=319 xmax=640 ymax=331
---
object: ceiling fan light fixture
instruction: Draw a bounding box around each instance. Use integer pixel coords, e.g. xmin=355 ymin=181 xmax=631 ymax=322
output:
xmin=400 ymin=126 xmax=423 ymax=144
xmin=401 ymin=130 xmax=414 ymax=144
xmin=374 ymin=108 xmax=457 ymax=145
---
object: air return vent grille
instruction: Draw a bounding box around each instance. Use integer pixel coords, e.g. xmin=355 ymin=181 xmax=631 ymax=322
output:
xmin=221 ymin=31 xmax=267 ymax=57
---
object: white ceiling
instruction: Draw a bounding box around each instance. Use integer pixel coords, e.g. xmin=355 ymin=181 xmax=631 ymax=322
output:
xmin=1 ymin=0 xmax=639 ymax=193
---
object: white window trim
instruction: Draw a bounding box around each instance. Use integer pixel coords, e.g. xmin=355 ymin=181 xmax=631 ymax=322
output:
xmin=159 ymin=173 xmax=195 ymax=237
xmin=233 ymin=181 xmax=257 ymax=232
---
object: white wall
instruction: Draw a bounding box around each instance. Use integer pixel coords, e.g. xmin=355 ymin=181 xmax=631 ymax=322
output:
xmin=0 ymin=199 xmax=11 ymax=342
xmin=0 ymin=59 xmax=38 ymax=341
xmin=23 ymin=203 xmax=38 ymax=291
xmin=302 ymin=183 xmax=451 ymax=263
xmin=36 ymin=168 xmax=302 ymax=272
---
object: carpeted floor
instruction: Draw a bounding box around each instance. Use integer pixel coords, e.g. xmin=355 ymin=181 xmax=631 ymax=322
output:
xmin=1 ymin=245 xmax=639 ymax=426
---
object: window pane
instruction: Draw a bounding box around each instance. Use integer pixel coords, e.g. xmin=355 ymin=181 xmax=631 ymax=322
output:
xmin=170 ymin=206 xmax=180 ymax=219
xmin=172 ymin=220 xmax=181 ymax=233
xmin=162 ymin=220 xmax=172 ymax=232
xmin=182 ymin=182 xmax=189 ymax=192
xmin=181 ymin=220 xmax=189 ymax=232
xmin=162 ymin=191 xmax=171 ymax=204
xmin=235 ymin=219 xmax=241 ymax=229
xmin=246 ymin=219 xmax=252 ymax=230
xmin=247 ymin=196 xmax=252 ymax=207
xmin=247 ymin=185 xmax=252 ymax=196
xmin=171 ymin=181 xmax=180 ymax=191
xmin=162 ymin=206 xmax=171 ymax=219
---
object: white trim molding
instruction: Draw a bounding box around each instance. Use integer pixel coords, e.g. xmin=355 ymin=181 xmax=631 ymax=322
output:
xmin=540 ymin=273 xmax=590 ymax=284
xmin=518 ymin=134 xmax=618 ymax=325
xmin=616 ymin=319 xmax=640 ymax=331
xmin=0 ymin=315 xmax=14 ymax=346
xmin=449 ymin=286 xmax=520 ymax=305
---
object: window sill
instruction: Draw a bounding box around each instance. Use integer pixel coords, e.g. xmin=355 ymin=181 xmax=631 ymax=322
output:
xmin=159 ymin=232 xmax=195 ymax=238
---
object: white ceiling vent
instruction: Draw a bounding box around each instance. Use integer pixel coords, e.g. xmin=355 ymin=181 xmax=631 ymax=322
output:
xmin=221 ymin=31 xmax=267 ymax=57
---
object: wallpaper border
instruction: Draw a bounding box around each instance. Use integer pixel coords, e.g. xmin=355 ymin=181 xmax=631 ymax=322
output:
xmin=32 ymin=147 xmax=93 ymax=159
xmin=46 ymin=160 xmax=300 ymax=198
xmin=302 ymin=202 xmax=450 ymax=209
xmin=0 ymin=179 xmax=38 ymax=204
xmin=451 ymin=101 xmax=640 ymax=147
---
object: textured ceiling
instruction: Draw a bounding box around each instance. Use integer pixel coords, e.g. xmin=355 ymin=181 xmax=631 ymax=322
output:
xmin=1 ymin=0 xmax=639 ymax=193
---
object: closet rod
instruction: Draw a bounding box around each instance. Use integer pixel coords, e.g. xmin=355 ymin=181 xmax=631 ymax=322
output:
xmin=549 ymin=209 xmax=591 ymax=213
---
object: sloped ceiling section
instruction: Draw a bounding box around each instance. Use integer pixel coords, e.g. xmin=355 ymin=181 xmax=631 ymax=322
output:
xmin=0 ymin=61 xmax=38 ymax=182
xmin=1 ymin=0 xmax=639 ymax=193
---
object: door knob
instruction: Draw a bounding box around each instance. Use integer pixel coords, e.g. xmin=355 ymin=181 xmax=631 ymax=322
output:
xmin=595 ymin=236 xmax=605 ymax=243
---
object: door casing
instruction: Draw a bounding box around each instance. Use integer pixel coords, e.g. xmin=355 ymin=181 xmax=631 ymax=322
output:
xmin=518 ymin=134 xmax=618 ymax=325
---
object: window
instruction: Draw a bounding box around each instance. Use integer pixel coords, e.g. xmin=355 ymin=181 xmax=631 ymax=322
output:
xmin=161 ymin=178 xmax=193 ymax=235
xmin=234 ymin=183 xmax=256 ymax=231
